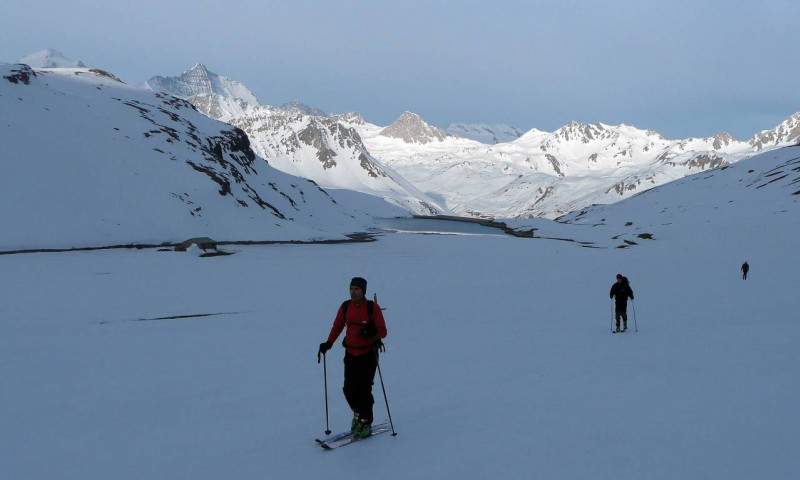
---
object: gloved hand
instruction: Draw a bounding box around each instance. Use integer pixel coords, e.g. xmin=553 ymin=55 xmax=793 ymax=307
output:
xmin=318 ymin=341 xmax=332 ymax=354
xmin=361 ymin=323 xmax=377 ymax=338
xmin=373 ymin=339 xmax=386 ymax=353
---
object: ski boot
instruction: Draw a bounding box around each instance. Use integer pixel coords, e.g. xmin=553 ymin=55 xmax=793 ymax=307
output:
xmin=351 ymin=413 xmax=360 ymax=432
xmin=354 ymin=419 xmax=372 ymax=439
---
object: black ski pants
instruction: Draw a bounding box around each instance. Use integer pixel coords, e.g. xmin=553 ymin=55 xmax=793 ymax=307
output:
xmin=343 ymin=351 xmax=378 ymax=423
xmin=615 ymin=306 xmax=628 ymax=327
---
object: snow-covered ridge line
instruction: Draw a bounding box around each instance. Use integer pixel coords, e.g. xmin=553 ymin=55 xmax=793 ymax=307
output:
xmin=357 ymin=112 xmax=800 ymax=219
xmin=45 ymin=54 xmax=799 ymax=220
xmin=0 ymin=63 xmax=406 ymax=250
xmin=176 ymin=64 xmax=799 ymax=219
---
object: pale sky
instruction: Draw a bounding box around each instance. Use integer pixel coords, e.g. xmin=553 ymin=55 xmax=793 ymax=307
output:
xmin=3 ymin=0 xmax=798 ymax=139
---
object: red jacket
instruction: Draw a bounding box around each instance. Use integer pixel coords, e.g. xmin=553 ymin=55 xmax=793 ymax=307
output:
xmin=326 ymin=300 xmax=387 ymax=356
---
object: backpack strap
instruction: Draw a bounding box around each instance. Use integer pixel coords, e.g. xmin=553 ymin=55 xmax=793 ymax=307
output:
xmin=342 ymin=300 xmax=374 ymax=325
xmin=341 ymin=300 xmax=376 ymax=351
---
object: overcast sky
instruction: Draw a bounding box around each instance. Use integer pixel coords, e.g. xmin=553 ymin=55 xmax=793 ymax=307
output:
xmin=3 ymin=0 xmax=798 ymax=139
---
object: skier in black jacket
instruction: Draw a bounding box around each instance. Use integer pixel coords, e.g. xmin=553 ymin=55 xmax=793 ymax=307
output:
xmin=610 ymin=273 xmax=634 ymax=332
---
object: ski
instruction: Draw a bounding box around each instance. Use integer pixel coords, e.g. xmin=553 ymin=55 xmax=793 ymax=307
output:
xmin=315 ymin=430 xmax=352 ymax=445
xmin=315 ymin=422 xmax=392 ymax=450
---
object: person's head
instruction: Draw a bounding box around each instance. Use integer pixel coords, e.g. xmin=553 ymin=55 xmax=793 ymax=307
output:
xmin=616 ymin=273 xmax=623 ymax=283
xmin=349 ymin=277 xmax=367 ymax=301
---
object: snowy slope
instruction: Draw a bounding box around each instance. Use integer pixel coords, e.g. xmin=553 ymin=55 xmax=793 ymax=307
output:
xmin=445 ymin=122 xmax=524 ymax=144
xmin=0 ymin=64 xmax=405 ymax=250
xmin=18 ymin=48 xmax=86 ymax=68
xmin=1 ymin=142 xmax=797 ymax=479
xmin=505 ymin=145 xmax=800 ymax=249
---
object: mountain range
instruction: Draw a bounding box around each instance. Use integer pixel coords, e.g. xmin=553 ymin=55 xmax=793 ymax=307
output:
xmin=0 ymin=61 xmax=405 ymax=250
xmin=6 ymin=49 xmax=800 ymax=232
xmin=141 ymin=63 xmax=800 ymax=219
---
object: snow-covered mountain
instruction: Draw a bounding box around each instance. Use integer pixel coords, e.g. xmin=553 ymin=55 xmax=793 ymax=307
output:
xmin=192 ymin=96 xmax=444 ymax=215
xmin=750 ymin=112 xmax=800 ymax=151
xmin=141 ymin=63 xmax=799 ymax=220
xmin=355 ymin=114 xmax=800 ymax=218
xmin=18 ymin=48 xmax=86 ymax=68
xmin=144 ymin=64 xmax=259 ymax=105
xmin=144 ymin=66 xmax=446 ymax=215
xmin=445 ymin=122 xmax=524 ymax=144
xmin=502 ymin=145 xmax=800 ymax=248
xmin=278 ymin=100 xmax=327 ymax=117
xmin=0 ymin=63 xmax=406 ymax=250
xmin=379 ymin=111 xmax=447 ymax=144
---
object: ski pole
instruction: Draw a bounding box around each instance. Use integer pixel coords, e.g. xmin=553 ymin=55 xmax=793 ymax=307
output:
xmin=318 ymin=350 xmax=331 ymax=435
xmin=374 ymin=347 xmax=397 ymax=436
xmin=632 ymin=299 xmax=639 ymax=332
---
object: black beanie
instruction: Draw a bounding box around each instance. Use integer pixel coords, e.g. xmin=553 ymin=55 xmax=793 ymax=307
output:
xmin=350 ymin=277 xmax=367 ymax=292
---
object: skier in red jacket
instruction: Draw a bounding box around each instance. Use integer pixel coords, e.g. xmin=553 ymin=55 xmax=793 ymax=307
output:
xmin=318 ymin=277 xmax=387 ymax=438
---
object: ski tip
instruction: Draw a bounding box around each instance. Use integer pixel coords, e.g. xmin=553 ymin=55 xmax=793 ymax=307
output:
xmin=320 ymin=443 xmax=333 ymax=450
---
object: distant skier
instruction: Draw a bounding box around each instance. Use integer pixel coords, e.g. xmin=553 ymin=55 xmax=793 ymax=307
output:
xmin=741 ymin=261 xmax=749 ymax=280
xmin=610 ymin=273 xmax=634 ymax=332
xmin=318 ymin=277 xmax=387 ymax=439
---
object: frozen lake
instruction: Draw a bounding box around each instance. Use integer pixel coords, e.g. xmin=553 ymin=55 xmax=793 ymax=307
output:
xmin=374 ymin=217 xmax=508 ymax=236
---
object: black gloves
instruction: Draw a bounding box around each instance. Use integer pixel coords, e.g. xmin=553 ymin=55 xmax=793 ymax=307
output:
xmin=361 ymin=323 xmax=377 ymax=338
xmin=317 ymin=341 xmax=332 ymax=363
xmin=318 ymin=341 xmax=332 ymax=354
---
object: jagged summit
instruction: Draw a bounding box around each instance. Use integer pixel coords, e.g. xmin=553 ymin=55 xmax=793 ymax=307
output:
xmin=278 ymin=101 xmax=327 ymax=117
xmin=332 ymin=112 xmax=366 ymax=125
xmin=710 ymin=132 xmax=737 ymax=149
xmin=379 ymin=111 xmax=447 ymax=144
xmin=143 ymin=64 xmax=259 ymax=105
xmin=552 ymin=121 xmax=618 ymax=143
xmin=18 ymin=48 xmax=86 ymax=68
xmin=750 ymin=112 xmax=800 ymax=151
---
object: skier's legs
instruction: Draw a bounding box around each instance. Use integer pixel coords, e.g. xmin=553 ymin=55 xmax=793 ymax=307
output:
xmin=343 ymin=352 xmax=378 ymax=423
xmin=615 ymin=307 xmax=628 ymax=329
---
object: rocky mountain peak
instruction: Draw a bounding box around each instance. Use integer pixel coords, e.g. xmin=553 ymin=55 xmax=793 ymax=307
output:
xmin=278 ymin=101 xmax=327 ymax=117
xmin=553 ymin=121 xmax=613 ymax=143
xmin=144 ymin=64 xmax=259 ymax=105
xmin=750 ymin=112 xmax=800 ymax=151
xmin=331 ymin=112 xmax=366 ymax=125
xmin=379 ymin=111 xmax=447 ymax=144
xmin=186 ymin=63 xmax=212 ymax=80
xmin=750 ymin=112 xmax=800 ymax=150
xmin=712 ymin=131 xmax=737 ymax=149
